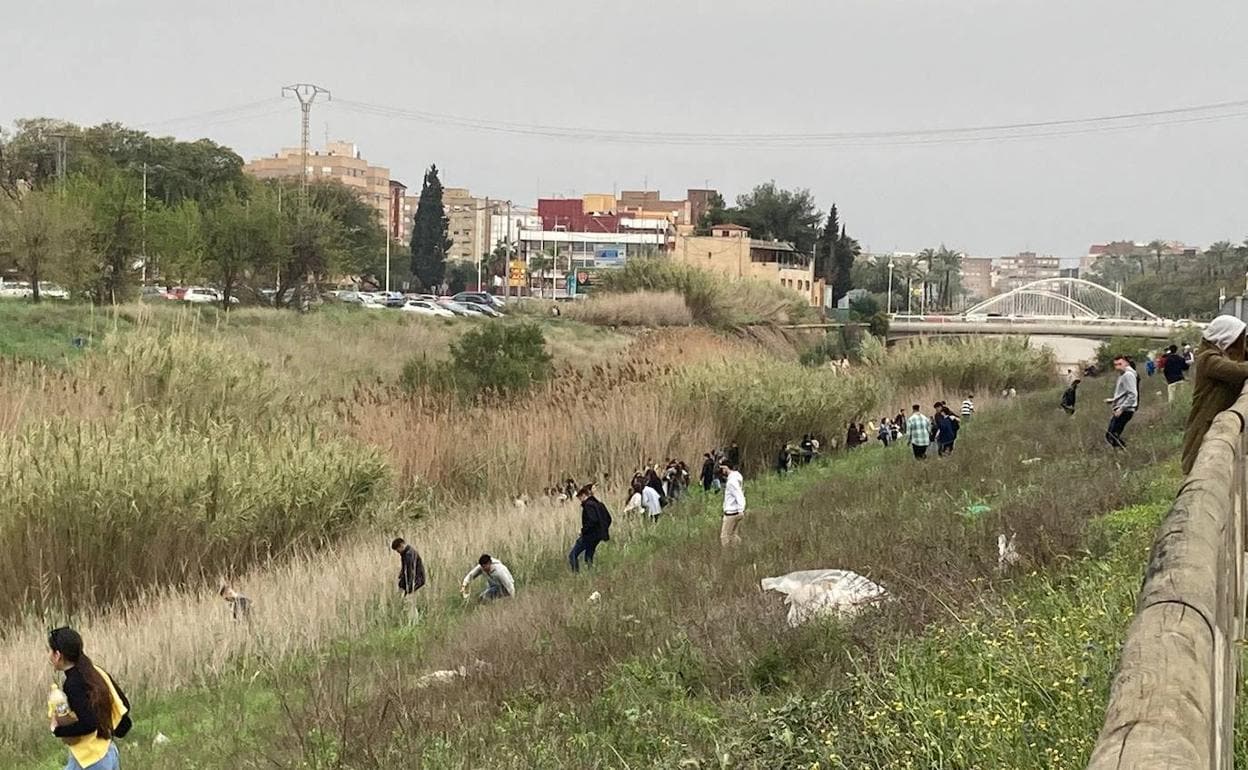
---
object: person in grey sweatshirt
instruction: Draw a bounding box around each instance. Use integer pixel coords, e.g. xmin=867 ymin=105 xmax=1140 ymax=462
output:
xmin=461 ymin=554 xmax=515 ymax=602
xmin=1104 ymin=355 xmax=1139 ymax=448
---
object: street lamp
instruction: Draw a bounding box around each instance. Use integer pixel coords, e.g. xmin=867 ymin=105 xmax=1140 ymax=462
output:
xmin=886 ymin=258 xmax=895 ymax=315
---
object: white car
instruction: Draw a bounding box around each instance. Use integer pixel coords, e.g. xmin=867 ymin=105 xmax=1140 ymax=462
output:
xmin=182 ymin=287 xmax=219 ymax=304
xmin=401 ymin=300 xmax=455 ymax=318
xmin=0 ymin=282 xmax=32 ymax=298
xmin=39 ymin=283 xmax=69 ymax=300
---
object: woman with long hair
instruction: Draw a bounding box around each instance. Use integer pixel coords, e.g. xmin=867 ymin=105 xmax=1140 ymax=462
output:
xmin=48 ymin=627 xmax=130 ymax=770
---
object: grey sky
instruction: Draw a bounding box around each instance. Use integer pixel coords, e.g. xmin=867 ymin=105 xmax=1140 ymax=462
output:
xmin=4 ymin=0 xmax=1246 ymax=258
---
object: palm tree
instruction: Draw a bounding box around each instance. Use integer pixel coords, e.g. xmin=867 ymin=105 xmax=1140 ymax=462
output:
xmin=934 ymin=245 xmax=963 ymax=310
xmin=898 ymin=259 xmax=923 ymax=314
xmin=1147 ymin=239 xmax=1168 ymax=273
xmin=916 ymin=248 xmax=936 ymax=312
xmin=1205 ymin=241 xmax=1233 ymax=280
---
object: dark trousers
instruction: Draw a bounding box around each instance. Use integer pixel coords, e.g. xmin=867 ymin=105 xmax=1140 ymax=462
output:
xmin=1106 ymin=409 xmax=1135 ymax=448
xmin=912 ymin=444 xmax=929 ymax=460
xmin=568 ymin=537 xmax=600 ymax=572
xmin=938 ymin=442 xmax=954 ymax=456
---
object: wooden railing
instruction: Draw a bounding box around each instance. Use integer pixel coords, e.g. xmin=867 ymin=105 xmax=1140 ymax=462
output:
xmin=1088 ymin=385 xmax=1248 ymax=769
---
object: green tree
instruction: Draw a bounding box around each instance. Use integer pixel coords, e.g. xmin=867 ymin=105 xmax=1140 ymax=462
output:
xmin=832 ymin=222 xmax=860 ymax=306
xmin=278 ymin=207 xmax=345 ymax=308
xmin=68 ymin=171 xmax=142 ymax=303
xmin=0 ymin=188 xmax=91 ymax=301
xmin=146 ymin=198 xmax=206 ymax=286
xmin=733 ymin=182 xmax=822 ymax=255
xmin=815 ymin=206 xmax=838 ymax=284
xmin=694 ymin=191 xmax=729 ymax=235
xmin=202 ymin=186 xmax=282 ymax=307
xmin=445 ymin=260 xmax=477 ymax=294
xmin=410 ymin=165 xmax=452 ymax=292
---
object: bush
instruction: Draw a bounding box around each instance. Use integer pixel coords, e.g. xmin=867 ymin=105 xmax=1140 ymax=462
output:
xmin=561 ymin=291 xmax=694 ymax=327
xmin=1094 ymin=336 xmax=1153 ymax=371
xmin=400 ymin=322 xmax=554 ymax=398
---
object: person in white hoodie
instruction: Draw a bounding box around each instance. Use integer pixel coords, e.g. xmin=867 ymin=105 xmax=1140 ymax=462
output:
xmin=719 ymin=462 xmax=746 ymax=547
xmin=1181 ymin=315 xmax=1248 ymax=473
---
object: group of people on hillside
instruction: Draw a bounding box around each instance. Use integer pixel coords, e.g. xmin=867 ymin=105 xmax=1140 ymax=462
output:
xmin=899 ymin=399 xmax=969 ymax=459
xmin=775 ymin=434 xmax=821 ymax=473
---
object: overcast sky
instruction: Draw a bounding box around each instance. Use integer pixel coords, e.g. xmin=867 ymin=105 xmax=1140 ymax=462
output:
xmin=4 ymin=0 xmax=1246 ymax=258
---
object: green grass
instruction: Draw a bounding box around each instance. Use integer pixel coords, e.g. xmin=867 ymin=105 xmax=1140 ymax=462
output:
xmin=0 ymin=302 xmax=129 ymax=363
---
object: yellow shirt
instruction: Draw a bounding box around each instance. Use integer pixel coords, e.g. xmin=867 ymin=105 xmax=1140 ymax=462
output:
xmin=63 ymin=669 xmax=127 ymax=767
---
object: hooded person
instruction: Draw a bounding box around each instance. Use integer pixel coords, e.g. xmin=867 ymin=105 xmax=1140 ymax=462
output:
xmin=1181 ymin=315 xmax=1248 ymax=473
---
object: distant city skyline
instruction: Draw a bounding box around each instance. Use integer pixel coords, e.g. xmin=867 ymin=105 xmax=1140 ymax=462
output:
xmin=3 ymin=0 xmax=1246 ymax=259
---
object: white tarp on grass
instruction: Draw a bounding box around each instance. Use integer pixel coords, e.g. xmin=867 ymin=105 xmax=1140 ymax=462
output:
xmin=761 ymin=569 xmax=888 ymax=627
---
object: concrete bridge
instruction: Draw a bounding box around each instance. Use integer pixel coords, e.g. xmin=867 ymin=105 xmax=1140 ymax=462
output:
xmin=889 ymin=316 xmax=1188 ymax=340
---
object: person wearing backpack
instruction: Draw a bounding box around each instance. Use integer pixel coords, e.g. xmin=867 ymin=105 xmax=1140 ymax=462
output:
xmin=48 ymin=626 xmax=131 ymax=769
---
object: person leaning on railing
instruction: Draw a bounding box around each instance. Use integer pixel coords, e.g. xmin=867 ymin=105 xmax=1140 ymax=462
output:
xmin=1181 ymin=315 xmax=1248 ymax=474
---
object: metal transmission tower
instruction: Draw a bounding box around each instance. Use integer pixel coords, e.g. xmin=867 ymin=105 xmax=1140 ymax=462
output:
xmin=280 ymin=84 xmax=331 ymax=203
xmin=49 ymin=133 xmax=69 ymax=194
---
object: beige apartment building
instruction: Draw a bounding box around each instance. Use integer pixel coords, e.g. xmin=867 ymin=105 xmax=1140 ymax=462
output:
xmin=672 ymin=224 xmax=823 ymax=306
xmin=244 ymin=141 xmax=391 ymax=223
xmin=996 ymin=251 xmax=1060 ymax=292
xmin=959 ymin=256 xmax=996 ymax=301
xmin=397 ymin=188 xmax=501 ymax=262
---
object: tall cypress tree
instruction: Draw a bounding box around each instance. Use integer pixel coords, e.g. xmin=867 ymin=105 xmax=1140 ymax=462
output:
xmin=410 ymin=164 xmax=452 ymax=292
xmin=831 ymin=223 xmax=859 ymax=307
xmin=815 ymin=205 xmax=839 ymax=284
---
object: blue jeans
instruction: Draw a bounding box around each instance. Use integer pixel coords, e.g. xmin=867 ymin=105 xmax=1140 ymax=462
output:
xmin=568 ymin=537 xmax=599 ymax=572
xmin=66 ymin=743 xmax=120 ymax=770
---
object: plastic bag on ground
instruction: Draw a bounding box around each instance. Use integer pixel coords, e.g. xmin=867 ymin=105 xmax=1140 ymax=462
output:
xmin=760 ymin=569 xmax=888 ymax=628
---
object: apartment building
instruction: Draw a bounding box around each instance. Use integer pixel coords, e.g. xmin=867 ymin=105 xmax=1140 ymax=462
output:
xmin=995 ymin=251 xmax=1061 ymax=292
xmin=244 ymin=141 xmax=391 ymax=222
xmin=959 ymin=256 xmax=996 ymax=301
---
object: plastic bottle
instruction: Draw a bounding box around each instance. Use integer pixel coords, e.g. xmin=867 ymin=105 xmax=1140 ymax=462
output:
xmin=47 ymin=682 xmax=69 ymax=720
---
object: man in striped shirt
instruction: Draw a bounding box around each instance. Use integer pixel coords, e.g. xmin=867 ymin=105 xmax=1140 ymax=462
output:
xmin=961 ymin=394 xmax=974 ymax=420
xmin=905 ymin=404 xmax=932 ymax=460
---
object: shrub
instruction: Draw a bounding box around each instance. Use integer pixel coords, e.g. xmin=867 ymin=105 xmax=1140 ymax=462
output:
xmin=1094 ymin=336 xmax=1153 ymax=371
xmin=562 ymin=291 xmax=694 ymax=327
xmin=450 ymin=322 xmax=553 ymax=395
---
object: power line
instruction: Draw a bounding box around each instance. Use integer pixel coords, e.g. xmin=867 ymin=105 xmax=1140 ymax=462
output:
xmin=131 ymin=98 xmax=285 ymax=131
xmin=332 ymin=96 xmax=1248 ymax=148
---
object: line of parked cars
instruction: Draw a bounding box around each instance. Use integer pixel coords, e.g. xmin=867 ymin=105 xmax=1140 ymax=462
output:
xmin=0 ymin=281 xmax=70 ymax=300
xmin=329 ymin=290 xmax=507 ymax=318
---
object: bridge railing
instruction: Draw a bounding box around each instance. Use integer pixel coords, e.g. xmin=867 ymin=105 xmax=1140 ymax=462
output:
xmin=1087 ymin=382 xmax=1248 ymax=769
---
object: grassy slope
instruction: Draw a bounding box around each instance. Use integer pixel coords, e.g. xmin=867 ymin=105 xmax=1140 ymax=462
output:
xmin=6 ymin=382 xmax=1198 ymax=769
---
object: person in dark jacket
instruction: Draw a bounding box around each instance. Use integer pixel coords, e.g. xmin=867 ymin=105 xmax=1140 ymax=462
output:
xmin=1061 ymin=379 xmax=1080 ymax=415
xmin=933 ymin=410 xmax=956 ymax=456
xmin=49 ymin=627 xmax=131 ymax=770
xmin=699 ymin=453 xmax=716 ymax=491
xmin=725 ymin=442 xmax=741 ymax=470
xmin=1162 ymin=344 xmax=1191 ymax=404
xmin=569 ymin=485 xmax=612 ymax=571
xmin=391 ymin=538 xmax=426 ymax=595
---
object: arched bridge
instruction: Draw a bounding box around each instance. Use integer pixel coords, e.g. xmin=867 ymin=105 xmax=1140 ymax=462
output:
xmin=891 ymin=278 xmax=1188 ymax=339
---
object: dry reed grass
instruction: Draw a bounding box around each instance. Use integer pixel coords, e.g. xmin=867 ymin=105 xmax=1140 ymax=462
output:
xmin=561 ymin=291 xmax=694 ymax=327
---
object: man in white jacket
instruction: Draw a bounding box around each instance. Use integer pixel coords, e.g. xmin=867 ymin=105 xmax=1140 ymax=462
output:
xmin=720 ymin=463 xmax=746 ymax=547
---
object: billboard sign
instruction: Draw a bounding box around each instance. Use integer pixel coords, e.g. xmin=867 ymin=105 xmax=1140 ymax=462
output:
xmin=508 ymin=260 xmax=527 ymax=288
xmin=593 ymin=245 xmax=627 ymax=268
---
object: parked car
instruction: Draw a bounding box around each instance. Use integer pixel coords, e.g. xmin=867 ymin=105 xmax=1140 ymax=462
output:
xmin=460 ymin=301 xmax=502 ymax=318
xmin=436 ymin=298 xmax=478 ymax=317
xmin=401 ymin=299 xmax=455 ymax=318
xmin=373 ymin=290 xmax=405 ymax=308
xmin=335 ymin=290 xmax=365 ymax=304
xmin=182 ymin=287 xmax=239 ymax=304
xmin=39 ymin=283 xmax=70 ymax=300
xmin=0 ymin=281 xmax=32 ymax=298
xmin=453 ymin=291 xmax=506 ymax=311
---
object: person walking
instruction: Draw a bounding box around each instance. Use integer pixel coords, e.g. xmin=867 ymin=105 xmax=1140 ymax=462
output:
xmin=640 ymin=481 xmax=663 ymax=522
xmin=1182 ymin=316 xmax=1248 ymax=473
xmin=1104 ymin=355 xmax=1139 ymax=449
xmin=905 ymin=404 xmax=932 ymax=460
xmin=391 ymin=538 xmax=426 ymax=597
xmin=1162 ymin=344 xmax=1190 ymax=404
xmin=720 ymin=462 xmax=746 ymax=547
xmin=460 ymin=554 xmax=515 ymax=602
xmin=48 ymin=627 xmax=131 ymax=770
xmin=960 ymin=394 xmax=975 ymax=420
xmin=1061 ymin=378 xmax=1080 ymax=415
xmin=877 ymin=418 xmax=892 ymax=446
xmin=699 ymin=453 xmax=716 ymax=492
xmin=568 ymin=485 xmax=612 ymax=572
xmin=934 ymin=406 xmax=957 ymax=456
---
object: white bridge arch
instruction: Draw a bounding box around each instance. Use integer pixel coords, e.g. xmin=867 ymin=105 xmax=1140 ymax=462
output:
xmin=963 ymin=278 xmax=1160 ymax=321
